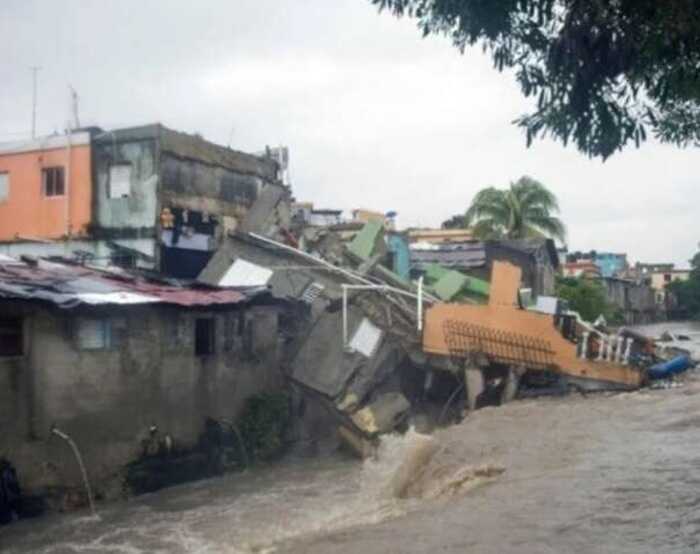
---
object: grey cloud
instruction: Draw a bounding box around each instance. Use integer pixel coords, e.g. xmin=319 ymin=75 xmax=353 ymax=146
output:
xmin=1 ymin=0 xmax=698 ymax=266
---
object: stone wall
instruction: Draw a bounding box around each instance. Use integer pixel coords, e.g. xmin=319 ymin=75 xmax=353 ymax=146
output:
xmin=0 ymin=300 xmax=282 ymax=495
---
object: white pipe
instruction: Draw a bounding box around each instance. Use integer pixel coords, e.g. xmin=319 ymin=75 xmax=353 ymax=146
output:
xmin=51 ymin=425 xmax=96 ymax=518
xmin=342 ymin=283 xmax=427 ymax=343
xmin=248 ymin=232 xmax=439 ymax=303
xmin=417 ymin=276 xmax=424 ymax=332
xmin=342 ymin=285 xmax=349 ymax=349
xmin=562 ymin=310 xmax=605 ymax=339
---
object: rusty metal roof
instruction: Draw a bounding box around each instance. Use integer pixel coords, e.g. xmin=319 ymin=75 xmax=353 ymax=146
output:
xmin=0 ymin=257 xmax=249 ymax=309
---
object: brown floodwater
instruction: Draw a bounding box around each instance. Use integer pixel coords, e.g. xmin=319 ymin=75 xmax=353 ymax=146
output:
xmin=2 ymin=323 xmax=700 ymax=554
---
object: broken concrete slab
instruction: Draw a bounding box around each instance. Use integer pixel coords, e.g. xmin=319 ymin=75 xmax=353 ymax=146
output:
xmin=348 ymin=220 xmax=384 ymax=260
xmin=350 ymin=392 xmax=410 ymax=436
xmin=289 ymin=306 xmax=368 ymax=398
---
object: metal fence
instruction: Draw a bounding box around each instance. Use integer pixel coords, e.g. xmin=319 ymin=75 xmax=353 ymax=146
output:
xmin=443 ymin=319 xmax=556 ymax=370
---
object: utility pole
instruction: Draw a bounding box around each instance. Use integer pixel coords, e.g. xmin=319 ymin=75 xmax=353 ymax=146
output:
xmin=30 ymin=66 xmax=41 ymax=139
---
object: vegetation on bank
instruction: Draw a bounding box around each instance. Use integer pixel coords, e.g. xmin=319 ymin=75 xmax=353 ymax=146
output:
xmin=555 ymin=276 xmax=623 ymax=325
xmin=238 ymin=392 xmax=291 ymax=462
xmin=667 ymin=253 xmax=700 ymax=319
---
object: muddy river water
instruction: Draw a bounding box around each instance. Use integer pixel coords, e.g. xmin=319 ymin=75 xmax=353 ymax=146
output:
xmin=2 ymin=322 xmax=700 ymax=553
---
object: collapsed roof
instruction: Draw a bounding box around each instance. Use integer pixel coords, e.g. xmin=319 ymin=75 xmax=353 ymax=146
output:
xmin=0 ymin=256 xmax=252 ymax=309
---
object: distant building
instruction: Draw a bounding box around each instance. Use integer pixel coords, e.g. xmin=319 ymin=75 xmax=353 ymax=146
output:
xmin=307 ymin=209 xmax=343 ymax=227
xmin=635 ymin=262 xmax=675 ymax=275
xmin=407 ymin=228 xmax=473 ymax=245
xmin=649 ymin=268 xmax=690 ymax=291
xmin=624 ymin=262 xmax=690 ymax=308
xmin=600 ymin=277 xmax=658 ymax=324
xmin=562 ymin=260 xmax=602 ymax=279
xmin=410 ymin=238 xmax=559 ymax=297
xmin=565 ymin=250 xmax=627 ymax=278
xmin=594 ymin=252 xmax=628 ymax=278
xmin=291 ymin=202 xmax=344 ymax=227
xmin=351 ymin=208 xmax=396 ymax=231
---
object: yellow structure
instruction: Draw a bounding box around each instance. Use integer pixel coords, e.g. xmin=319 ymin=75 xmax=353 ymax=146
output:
xmin=408 ymin=228 xmax=473 ymax=244
xmin=423 ymin=261 xmax=643 ymax=390
xmin=352 ymin=208 xmax=394 ymax=230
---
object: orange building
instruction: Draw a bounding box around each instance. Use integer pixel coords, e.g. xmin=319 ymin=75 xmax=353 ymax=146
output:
xmin=562 ymin=260 xmax=602 ymax=279
xmin=0 ymin=132 xmax=92 ymax=241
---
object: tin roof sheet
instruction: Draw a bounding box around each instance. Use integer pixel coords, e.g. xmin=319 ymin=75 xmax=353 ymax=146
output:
xmin=0 ymin=257 xmax=248 ymax=308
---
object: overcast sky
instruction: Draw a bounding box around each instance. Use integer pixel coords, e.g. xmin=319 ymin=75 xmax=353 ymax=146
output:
xmin=2 ymin=0 xmax=698 ymax=266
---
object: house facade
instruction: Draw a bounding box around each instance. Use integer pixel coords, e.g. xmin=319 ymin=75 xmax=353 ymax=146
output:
xmin=91 ymin=124 xmax=283 ymax=277
xmin=601 ymin=277 xmax=658 ymax=324
xmin=0 ymin=133 xmax=93 ymax=242
xmin=0 ymin=256 xmax=285 ymax=497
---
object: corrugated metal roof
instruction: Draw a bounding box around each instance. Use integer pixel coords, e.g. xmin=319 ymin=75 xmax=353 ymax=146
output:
xmin=218 ymin=258 xmax=273 ymax=287
xmin=0 ymin=257 xmax=248 ymax=308
xmin=411 ymin=244 xmax=486 ymax=269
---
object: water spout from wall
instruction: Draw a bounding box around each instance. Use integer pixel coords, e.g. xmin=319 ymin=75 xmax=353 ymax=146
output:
xmin=219 ymin=418 xmax=250 ymax=468
xmin=50 ymin=424 xmax=97 ymax=518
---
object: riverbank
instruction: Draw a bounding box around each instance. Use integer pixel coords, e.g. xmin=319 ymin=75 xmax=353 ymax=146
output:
xmin=2 ymin=369 xmax=699 ymax=553
xmin=286 ymin=374 xmax=700 ymax=554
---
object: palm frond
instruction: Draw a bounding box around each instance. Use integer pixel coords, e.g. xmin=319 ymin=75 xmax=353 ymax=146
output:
xmin=465 ymin=188 xmax=509 ymax=227
xmin=513 ymin=176 xmax=560 ymax=213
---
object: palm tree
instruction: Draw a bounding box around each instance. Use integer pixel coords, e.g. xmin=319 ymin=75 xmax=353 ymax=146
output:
xmin=464 ymin=176 xmax=566 ymax=243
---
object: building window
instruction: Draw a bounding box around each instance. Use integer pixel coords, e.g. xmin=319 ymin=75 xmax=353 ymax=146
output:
xmin=0 ymin=173 xmax=9 ymax=202
xmin=109 ymin=164 xmax=132 ymax=198
xmin=76 ymin=318 xmax=112 ymax=350
xmin=0 ymin=318 xmax=23 ymax=357
xmin=664 ymin=273 xmax=672 ymax=283
xmin=42 ymin=167 xmax=65 ymax=197
xmin=195 ymin=317 xmax=215 ymax=356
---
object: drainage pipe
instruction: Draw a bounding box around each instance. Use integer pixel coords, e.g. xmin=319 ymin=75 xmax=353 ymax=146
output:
xmin=50 ymin=425 xmax=96 ymax=518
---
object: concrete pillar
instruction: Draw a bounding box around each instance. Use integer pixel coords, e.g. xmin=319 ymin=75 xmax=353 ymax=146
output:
xmin=501 ymin=366 xmax=521 ymax=404
xmin=464 ymin=367 xmax=484 ymax=412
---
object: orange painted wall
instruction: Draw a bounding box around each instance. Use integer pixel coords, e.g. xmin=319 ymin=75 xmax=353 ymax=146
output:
xmin=0 ymin=144 xmax=92 ymax=241
xmin=423 ymin=261 xmax=643 ymax=388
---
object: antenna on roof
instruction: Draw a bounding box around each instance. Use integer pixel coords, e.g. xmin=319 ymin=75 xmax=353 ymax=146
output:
xmin=69 ymin=85 xmax=80 ymax=130
xmin=30 ymin=66 xmax=41 ymax=138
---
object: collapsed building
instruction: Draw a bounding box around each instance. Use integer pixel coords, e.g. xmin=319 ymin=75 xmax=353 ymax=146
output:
xmin=198 ymin=230 xmax=432 ymax=454
xmin=196 ymin=203 xmax=647 ymax=458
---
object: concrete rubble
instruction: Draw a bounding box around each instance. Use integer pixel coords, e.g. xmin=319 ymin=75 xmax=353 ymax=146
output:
xmin=194 ymin=190 xmax=678 ymax=458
